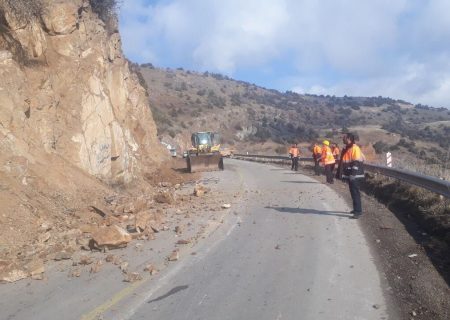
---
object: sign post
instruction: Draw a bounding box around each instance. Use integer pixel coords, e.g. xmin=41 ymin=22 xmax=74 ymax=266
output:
xmin=386 ymin=152 xmax=392 ymax=167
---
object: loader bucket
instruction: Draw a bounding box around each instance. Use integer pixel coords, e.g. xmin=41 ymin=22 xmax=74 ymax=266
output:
xmin=187 ymin=153 xmax=224 ymax=173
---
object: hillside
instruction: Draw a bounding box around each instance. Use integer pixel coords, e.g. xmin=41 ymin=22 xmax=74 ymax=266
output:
xmin=139 ymin=66 xmax=450 ymax=174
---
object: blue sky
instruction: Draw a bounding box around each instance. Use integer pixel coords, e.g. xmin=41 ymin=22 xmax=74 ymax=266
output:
xmin=119 ymin=0 xmax=450 ymax=108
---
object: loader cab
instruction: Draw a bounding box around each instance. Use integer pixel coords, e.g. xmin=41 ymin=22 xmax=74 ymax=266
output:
xmin=191 ymin=132 xmax=212 ymax=148
xmin=191 ymin=132 xmax=221 ymax=154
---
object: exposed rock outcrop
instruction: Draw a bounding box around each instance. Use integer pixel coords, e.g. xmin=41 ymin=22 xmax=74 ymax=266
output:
xmin=0 ymin=0 xmax=165 ymax=184
xmin=0 ymin=0 xmax=167 ymax=269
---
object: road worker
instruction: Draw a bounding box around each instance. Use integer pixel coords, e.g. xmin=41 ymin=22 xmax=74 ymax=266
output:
xmin=341 ymin=133 xmax=366 ymax=218
xmin=321 ymin=140 xmax=335 ymax=184
xmin=330 ymin=143 xmax=340 ymax=173
xmin=289 ymin=143 xmax=300 ymax=171
xmin=312 ymin=143 xmax=322 ymax=176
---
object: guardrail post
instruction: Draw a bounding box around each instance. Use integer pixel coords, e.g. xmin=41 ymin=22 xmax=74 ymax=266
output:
xmin=386 ymin=152 xmax=392 ymax=168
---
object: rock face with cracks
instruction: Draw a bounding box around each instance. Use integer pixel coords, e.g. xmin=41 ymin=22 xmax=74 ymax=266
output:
xmin=0 ymin=0 xmax=167 ymax=275
xmin=0 ymin=0 xmax=165 ymax=184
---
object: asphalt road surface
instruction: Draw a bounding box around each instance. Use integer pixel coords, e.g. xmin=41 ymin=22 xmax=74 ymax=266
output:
xmin=0 ymin=159 xmax=395 ymax=320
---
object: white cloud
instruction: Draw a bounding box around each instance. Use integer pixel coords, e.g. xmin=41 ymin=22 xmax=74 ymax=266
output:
xmin=120 ymin=0 xmax=450 ymax=108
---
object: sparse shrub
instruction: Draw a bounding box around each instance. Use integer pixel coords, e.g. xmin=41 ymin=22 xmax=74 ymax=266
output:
xmin=275 ymin=146 xmax=287 ymax=154
xmin=169 ymin=109 xmax=178 ymax=118
xmin=190 ymin=110 xmax=200 ymax=117
xmin=175 ymin=81 xmax=187 ymax=91
xmin=207 ymin=90 xmax=226 ymax=108
xmin=389 ymin=145 xmax=400 ymax=151
xmin=0 ymin=0 xmax=45 ymax=62
xmin=0 ymin=0 xmax=44 ymax=24
xmin=128 ymin=61 xmax=148 ymax=96
xmin=247 ymin=108 xmax=256 ymax=119
xmin=89 ymin=0 xmax=119 ymax=25
xmin=140 ymin=62 xmax=154 ymax=69
xmin=373 ymin=141 xmax=389 ymax=154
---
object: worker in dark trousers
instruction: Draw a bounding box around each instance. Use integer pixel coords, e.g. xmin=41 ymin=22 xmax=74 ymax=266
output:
xmin=341 ymin=133 xmax=366 ymax=219
xmin=312 ymin=143 xmax=322 ymax=176
xmin=289 ymin=143 xmax=300 ymax=171
xmin=321 ymin=140 xmax=335 ymax=184
xmin=330 ymin=142 xmax=340 ymax=174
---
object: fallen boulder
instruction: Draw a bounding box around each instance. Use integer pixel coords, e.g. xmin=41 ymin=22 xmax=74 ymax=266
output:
xmin=91 ymin=225 xmax=132 ymax=249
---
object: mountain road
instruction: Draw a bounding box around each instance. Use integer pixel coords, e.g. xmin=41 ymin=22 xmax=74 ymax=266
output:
xmin=0 ymin=159 xmax=395 ymax=320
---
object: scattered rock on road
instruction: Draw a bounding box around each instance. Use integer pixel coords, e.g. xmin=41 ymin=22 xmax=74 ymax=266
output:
xmin=221 ymin=204 xmax=231 ymax=209
xmin=120 ymin=261 xmax=129 ymax=273
xmin=194 ymin=184 xmax=210 ymax=197
xmin=168 ymin=250 xmax=179 ymax=261
xmin=69 ymin=268 xmax=81 ymax=278
xmin=78 ymin=255 xmax=93 ymax=265
xmin=124 ymin=272 xmax=142 ymax=283
xmin=175 ymin=225 xmax=183 ymax=235
xmin=54 ymin=251 xmax=72 ymax=261
xmin=154 ymin=191 xmax=175 ymax=204
xmin=105 ymin=254 xmax=117 ymax=263
xmin=90 ymin=260 xmax=103 ymax=273
xmin=144 ymin=264 xmax=158 ymax=275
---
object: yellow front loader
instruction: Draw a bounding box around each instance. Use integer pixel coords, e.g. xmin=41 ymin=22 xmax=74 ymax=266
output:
xmin=186 ymin=132 xmax=224 ymax=173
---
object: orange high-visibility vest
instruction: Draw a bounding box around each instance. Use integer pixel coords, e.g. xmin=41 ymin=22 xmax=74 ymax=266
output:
xmin=341 ymin=144 xmax=365 ymax=163
xmin=313 ymin=145 xmax=322 ymax=155
xmin=321 ymin=145 xmax=335 ymax=165
xmin=332 ymin=146 xmax=340 ymax=159
xmin=291 ymin=147 xmax=299 ymax=157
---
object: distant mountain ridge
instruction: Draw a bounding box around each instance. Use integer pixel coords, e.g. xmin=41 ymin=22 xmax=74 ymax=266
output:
xmin=138 ymin=65 xmax=450 ymax=156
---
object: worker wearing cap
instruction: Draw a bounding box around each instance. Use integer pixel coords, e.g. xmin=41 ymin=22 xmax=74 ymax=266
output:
xmin=321 ymin=140 xmax=335 ymax=184
xmin=341 ymin=133 xmax=366 ymax=218
xmin=312 ymin=143 xmax=322 ymax=176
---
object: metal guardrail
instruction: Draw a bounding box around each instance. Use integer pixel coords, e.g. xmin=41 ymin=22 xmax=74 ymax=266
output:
xmin=233 ymin=154 xmax=450 ymax=198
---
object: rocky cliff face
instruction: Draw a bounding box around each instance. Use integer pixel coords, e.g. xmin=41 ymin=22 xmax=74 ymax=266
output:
xmin=0 ymin=0 xmax=167 ymax=264
xmin=0 ymin=0 xmax=165 ymax=184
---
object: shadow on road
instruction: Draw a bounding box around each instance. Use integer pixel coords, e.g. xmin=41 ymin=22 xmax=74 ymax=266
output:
xmin=280 ymin=180 xmax=319 ymax=184
xmin=266 ymin=206 xmax=350 ymax=218
xmin=148 ymin=285 xmax=189 ymax=304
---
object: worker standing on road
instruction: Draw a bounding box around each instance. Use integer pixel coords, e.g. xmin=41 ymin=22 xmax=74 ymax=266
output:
xmin=341 ymin=133 xmax=366 ymax=219
xmin=289 ymin=143 xmax=300 ymax=171
xmin=321 ymin=140 xmax=335 ymax=184
xmin=330 ymin=143 xmax=340 ymax=174
xmin=289 ymin=144 xmax=295 ymax=170
xmin=312 ymin=143 xmax=322 ymax=176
